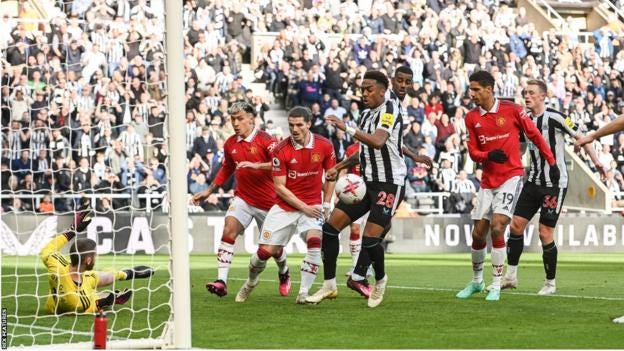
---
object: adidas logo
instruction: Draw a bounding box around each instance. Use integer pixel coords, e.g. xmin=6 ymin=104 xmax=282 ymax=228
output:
xmin=290 ymin=159 xmax=298 ymax=164
xmin=475 ymin=123 xmax=482 ymax=128
xmin=232 ymin=149 xmax=237 ymax=154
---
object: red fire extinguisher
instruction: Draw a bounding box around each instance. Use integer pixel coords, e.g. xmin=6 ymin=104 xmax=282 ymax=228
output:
xmin=94 ymin=310 xmax=107 ymax=349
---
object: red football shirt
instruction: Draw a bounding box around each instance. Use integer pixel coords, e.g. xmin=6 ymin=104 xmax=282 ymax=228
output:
xmin=213 ymin=128 xmax=277 ymax=211
xmin=272 ymin=133 xmax=336 ymax=212
xmin=345 ymin=142 xmax=360 ymax=175
xmin=466 ymin=99 xmax=555 ymax=189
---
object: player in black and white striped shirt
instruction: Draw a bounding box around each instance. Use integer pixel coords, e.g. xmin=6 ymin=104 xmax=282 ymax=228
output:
xmin=574 ymin=110 xmax=624 ymax=323
xmin=307 ymin=71 xmax=407 ymax=308
xmin=502 ymin=79 xmax=604 ymax=295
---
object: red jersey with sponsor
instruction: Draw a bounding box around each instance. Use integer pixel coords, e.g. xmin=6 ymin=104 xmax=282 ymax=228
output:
xmin=345 ymin=142 xmax=361 ymax=175
xmin=272 ymin=133 xmax=336 ymax=211
xmin=213 ymin=128 xmax=277 ymax=211
xmin=466 ymin=99 xmax=555 ymax=189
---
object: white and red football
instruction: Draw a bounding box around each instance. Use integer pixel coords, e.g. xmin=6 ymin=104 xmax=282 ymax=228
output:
xmin=335 ymin=174 xmax=367 ymax=204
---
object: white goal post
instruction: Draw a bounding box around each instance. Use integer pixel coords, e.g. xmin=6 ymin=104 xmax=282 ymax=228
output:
xmin=164 ymin=0 xmax=192 ymax=348
xmin=0 ymin=0 xmax=190 ymax=348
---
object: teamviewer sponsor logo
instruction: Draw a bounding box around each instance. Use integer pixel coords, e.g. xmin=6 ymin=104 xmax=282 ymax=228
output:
xmin=288 ymin=170 xmax=319 ymax=179
xmin=478 ymin=133 xmax=510 ymax=144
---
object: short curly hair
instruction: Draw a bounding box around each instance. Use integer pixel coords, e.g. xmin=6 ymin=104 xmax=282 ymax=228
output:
xmin=363 ymin=70 xmax=389 ymax=90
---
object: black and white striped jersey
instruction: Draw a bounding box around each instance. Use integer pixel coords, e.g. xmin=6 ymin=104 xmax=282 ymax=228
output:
xmin=358 ymin=97 xmax=406 ymax=185
xmin=525 ymin=108 xmax=578 ymax=188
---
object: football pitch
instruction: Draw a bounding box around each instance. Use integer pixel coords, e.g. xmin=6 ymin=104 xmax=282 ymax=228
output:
xmin=2 ymin=253 xmax=624 ymax=349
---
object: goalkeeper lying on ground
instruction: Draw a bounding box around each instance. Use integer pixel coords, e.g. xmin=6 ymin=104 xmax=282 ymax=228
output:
xmin=40 ymin=205 xmax=154 ymax=314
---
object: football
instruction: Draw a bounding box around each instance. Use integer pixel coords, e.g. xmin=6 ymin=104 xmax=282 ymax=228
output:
xmin=335 ymin=174 xmax=367 ymax=204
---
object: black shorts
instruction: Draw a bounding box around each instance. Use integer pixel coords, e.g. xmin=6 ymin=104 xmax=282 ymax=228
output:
xmin=513 ymin=182 xmax=567 ymax=228
xmin=335 ymin=181 xmax=406 ymax=229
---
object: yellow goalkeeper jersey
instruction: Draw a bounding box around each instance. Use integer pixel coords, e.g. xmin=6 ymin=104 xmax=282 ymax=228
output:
xmin=40 ymin=234 xmax=100 ymax=314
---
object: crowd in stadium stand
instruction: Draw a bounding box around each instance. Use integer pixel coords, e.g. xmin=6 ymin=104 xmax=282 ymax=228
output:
xmin=1 ymin=0 xmax=624 ymax=214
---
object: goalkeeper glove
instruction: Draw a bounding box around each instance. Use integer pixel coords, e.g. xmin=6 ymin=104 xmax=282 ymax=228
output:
xmin=114 ymin=289 xmax=133 ymax=305
xmin=69 ymin=204 xmax=94 ymax=234
xmin=549 ymin=163 xmax=560 ymax=186
xmin=487 ymin=149 xmax=508 ymax=163
xmin=96 ymin=292 xmax=115 ymax=310
xmin=122 ymin=266 xmax=155 ymax=280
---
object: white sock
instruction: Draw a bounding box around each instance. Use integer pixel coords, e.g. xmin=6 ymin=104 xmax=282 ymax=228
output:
xmin=471 ymin=247 xmax=486 ymax=283
xmin=248 ymin=253 xmax=268 ymax=285
xmin=273 ymin=249 xmax=288 ymax=274
xmin=351 ymin=273 xmax=365 ymax=281
xmin=299 ymin=248 xmax=321 ymax=295
xmin=216 ymin=241 xmax=235 ymax=282
xmin=324 ymin=278 xmax=337 ymax=290
xmin=546 ymin=278 xmax=556 ymax=286
xmin=367 ymin=265 xmax=374 ymax=277
xmin=349 ymin=236 xmax=361 ymax=270
xmin=491 ymin=247 xmax=506 ymax=289
xmin=506 ymin=264 xmax=518 ymax=279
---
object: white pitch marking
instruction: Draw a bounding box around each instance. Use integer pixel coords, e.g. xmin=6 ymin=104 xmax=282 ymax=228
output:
xmin=227 ymin=278 xmax=624 ymax=301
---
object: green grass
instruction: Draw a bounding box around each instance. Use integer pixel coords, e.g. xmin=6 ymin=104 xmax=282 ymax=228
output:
xmin=3 ymin=253 xmax=624 ymax=348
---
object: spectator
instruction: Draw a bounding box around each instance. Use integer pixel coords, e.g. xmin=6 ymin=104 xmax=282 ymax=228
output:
xmin=435 ymin=114 xmax=455 ymax=149
xmin=331 ymin=129 xmax=351 ymax=162
xmin=38 ymin=193 xmax=55 ymax=213
xmin=2 ymin=0 xmax=623 ymax=215
xmin=49 ymin=128 xmax=71 ymax=163
xmin=406 ymin=96 xmax=425 ymax=124
xmin=404 ymin=122 xmax=425 ymax=151
xmin=407 ymin=148 xmax=432 ymax=193
xmin=9 ymin=89 xmax=32 ymax=124
xmin=297 ymin=71 xmax=323 ymax=107
xmin=6 ymin=198 xmax=24 ymax=214
xmin=73 ymin=120 xmax=96 ymax=162
xmin=437 ymin=136 xmax=462 ymax=173
xmin=96 ymin=168 xmax=127 ymax=210
xmin=187 ymin=155 xmax=208 ymax=192
xmin=137 ymin=174 xmax=166 ymax=210
xmin=324 ymin=98 xmax=347 ymax=119
xmin=72 ymin=157 xmax=91 ymax=193
xmin=252 ymin=95 xmax=270 ymax=123
xmin=191 ymin=126 xmax=217 ymax=162
xmin=11 ymin=150 xmax=32 ymax=179
xmin=449 ymin=170 xmax=477 ymax=214
xmin=436 ymin=158 xmax=456 ymax=192
xmin=119 ymin=123 xmax=144 ymax=161
xmin=32 ymin=149 xmax=51 ymax=185
xmin=190 ymin=173 xmax=209 ymax=195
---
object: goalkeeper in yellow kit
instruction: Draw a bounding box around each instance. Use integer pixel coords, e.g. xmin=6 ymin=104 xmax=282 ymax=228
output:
xmin=40 ymin=205 xmax=154 ymax=314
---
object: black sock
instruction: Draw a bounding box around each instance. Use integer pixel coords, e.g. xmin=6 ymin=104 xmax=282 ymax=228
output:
xmin=358 ymin=236 xmax=385 ymax=281
xmin=321 ymin=223 xmax=340 ymax=280
xmin=353 ymin=237 xmax=375 ymax=280
xmin=542 ymin=241 xmax=557 ymax=280
xmin=368 ymin=241 xmax=385 ymax=281
xmin=506 ymin=233 xmax=524 ymax=266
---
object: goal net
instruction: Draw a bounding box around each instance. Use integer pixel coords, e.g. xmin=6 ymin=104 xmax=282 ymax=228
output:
xmin=0 ymin=0 xmax=189 ymax=348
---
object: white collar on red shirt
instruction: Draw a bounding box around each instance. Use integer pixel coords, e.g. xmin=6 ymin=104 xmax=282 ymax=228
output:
xmin=478 ymin=98 xmax=500 ymax=116
xmin=236 ymin=127 xmax=258 ymax=143
xmin=291 ymin=133 xmax=315 ymax=150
